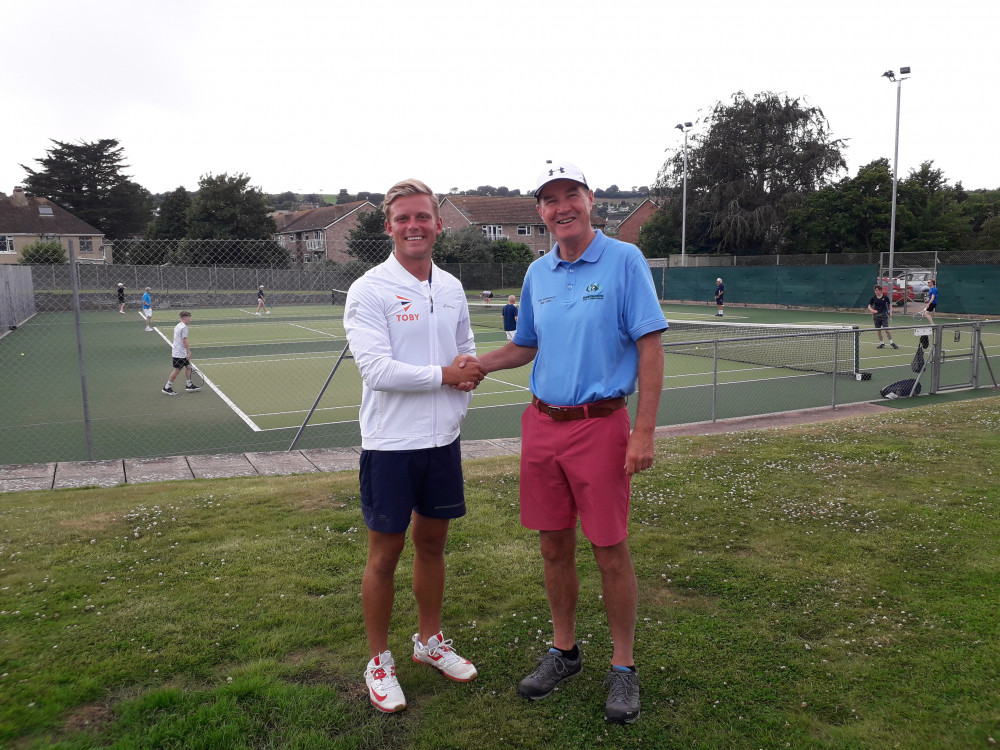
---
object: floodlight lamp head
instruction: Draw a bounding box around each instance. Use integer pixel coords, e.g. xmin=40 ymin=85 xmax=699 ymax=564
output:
xmin=684 ymin=121 xmax=693 ymax=128
xmin=675 ymin=123 xmax=684 ymax=130
xmin=882 ymin=70 xmax=896 ymax=81
xmin=899 ymin=66 xmax=911 ymax=75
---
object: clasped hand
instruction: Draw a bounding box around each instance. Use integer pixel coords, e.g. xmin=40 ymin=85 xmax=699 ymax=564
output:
xmin=444 ymin=354 xmax=485 ymax=392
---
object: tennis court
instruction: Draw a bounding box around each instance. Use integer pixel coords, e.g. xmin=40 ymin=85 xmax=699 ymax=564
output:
xmin=1 ymin=297 xmax=996 ymax=466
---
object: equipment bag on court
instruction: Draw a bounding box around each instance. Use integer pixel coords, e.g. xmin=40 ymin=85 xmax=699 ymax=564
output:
xmin=911 ymin=346 xmax=924 ymax=373
xmin=880 ymin=378 xmax=922 ymax=399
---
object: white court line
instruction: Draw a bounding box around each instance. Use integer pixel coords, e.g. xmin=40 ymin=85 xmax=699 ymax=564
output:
xmin=482 ymin=374 xmax=530 ymax=391
xmin=205 ymin=353 xmax=337 ymax=366
xmin=288 ymin=322 xmax=343 ymax=338
xmin=153 ymin=326 xmax=262 ymax=432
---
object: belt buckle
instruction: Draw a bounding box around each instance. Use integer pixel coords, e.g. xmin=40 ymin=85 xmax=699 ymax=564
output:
xmin=546 ymin=405 xmax=565 ymax=415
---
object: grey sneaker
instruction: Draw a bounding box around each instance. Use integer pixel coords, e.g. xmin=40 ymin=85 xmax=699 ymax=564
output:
xmin=161 ymin=386 xmax=177 ymax=396
xmin=517 ymin=644 xmax=582 ymax=700
xmin=890 ymin=342 xmax=899 ymax=349
xmin=604 ymin=668 xmax=640 ymax=724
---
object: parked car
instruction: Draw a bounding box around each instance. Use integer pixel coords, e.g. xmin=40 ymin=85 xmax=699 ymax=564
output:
xmin=878 ymin=278 xmax=916 ymax=306
xmin=896 ymin=270 xmax=934 ymax=301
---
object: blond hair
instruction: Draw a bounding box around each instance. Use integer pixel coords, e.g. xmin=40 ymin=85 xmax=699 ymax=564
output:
xmin=383 ymin=178 xmax=438 ymax=220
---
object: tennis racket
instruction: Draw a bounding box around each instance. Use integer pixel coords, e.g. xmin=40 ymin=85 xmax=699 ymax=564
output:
xmin=911 ymin=311 xmax=926 ymax=322
xmin=189 ymin=365 xmax=205 ymax=389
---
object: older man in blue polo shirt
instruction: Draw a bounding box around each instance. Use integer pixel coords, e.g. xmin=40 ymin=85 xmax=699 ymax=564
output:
xmin=475 ymin=162 xmax=666 ymax=724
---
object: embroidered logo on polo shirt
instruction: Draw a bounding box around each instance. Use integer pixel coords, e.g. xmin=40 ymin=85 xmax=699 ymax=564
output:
xmin=583 ymin=282 xmax=604 ymax=301
xmin=395 ymin=295 xmax=413 ymax=312
xmin=586 ymin=283 xmax=601 ymax=293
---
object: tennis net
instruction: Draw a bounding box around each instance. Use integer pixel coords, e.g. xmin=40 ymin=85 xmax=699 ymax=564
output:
xmin=663 ymin=319 xmax=860 ymax=376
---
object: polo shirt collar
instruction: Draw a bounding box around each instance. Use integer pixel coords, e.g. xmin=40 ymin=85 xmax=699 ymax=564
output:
xmin=548 ymin=230 xmax=608 ymax=268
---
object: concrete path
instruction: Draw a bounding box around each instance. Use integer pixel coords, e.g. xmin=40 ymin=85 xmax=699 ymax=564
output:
xmin=0 ymin=404 xmax=889 ymax=494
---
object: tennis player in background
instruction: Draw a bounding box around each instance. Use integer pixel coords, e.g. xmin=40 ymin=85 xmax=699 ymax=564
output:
xmin=117 ymin=283 xmax=126 ymax=314
xmin=502 ymin=295 xmax=518 ymax=341
xmin=715 ymin=277 xmax=725 ymax=316
xmin=142 ymin=287 xmax=153 ymax=331
xmin=255 ymin=285 xmax=270 ymax=315
xmin=922 ymin=279 xmax=938 ymax=324
xmin=162 ymin=312 xmax=201 ymax=396
xmin=868 ymin=285 xmax=898 ymax=349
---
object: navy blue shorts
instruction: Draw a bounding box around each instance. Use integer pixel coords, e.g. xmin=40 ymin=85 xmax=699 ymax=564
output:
xmin=359 ymin=439 xmax=466 ymax=533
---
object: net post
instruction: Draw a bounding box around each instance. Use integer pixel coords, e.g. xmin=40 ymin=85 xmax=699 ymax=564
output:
xmin=831 ymin=331 xmax=839 ymax=408
xmin=712 ymin=340 xmax=719 ymax=422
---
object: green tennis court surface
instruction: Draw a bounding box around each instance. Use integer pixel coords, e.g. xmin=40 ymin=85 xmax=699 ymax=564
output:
xmin=1 ymin=300 xmax=995 ymax=465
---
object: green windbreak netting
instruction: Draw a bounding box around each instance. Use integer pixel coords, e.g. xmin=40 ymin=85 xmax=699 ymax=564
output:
xmin=658 ymin=265 xmax=877 ymax=308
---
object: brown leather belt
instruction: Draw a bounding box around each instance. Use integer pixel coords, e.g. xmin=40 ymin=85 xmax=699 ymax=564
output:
xmin=531 ymin=395 xmax=626 ymax=422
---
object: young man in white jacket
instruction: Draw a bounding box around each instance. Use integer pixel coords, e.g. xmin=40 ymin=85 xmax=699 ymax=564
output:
xmin=344 ymin=178 xmax=486 ymax=713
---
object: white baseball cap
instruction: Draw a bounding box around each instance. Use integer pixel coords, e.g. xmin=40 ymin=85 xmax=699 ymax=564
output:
xmin=717 ymin=277 xmax=723 ymax=283
xmin=534 ymin=162 xmax=588 ymax=198
xmin=118 ymin=282 xmax=124 ymax=287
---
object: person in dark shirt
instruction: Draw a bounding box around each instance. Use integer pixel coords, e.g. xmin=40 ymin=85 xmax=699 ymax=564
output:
xmin=501 ymin=295 xmax=518 ymax=341
xmin=714 ymin=278 xmax=725 ymax=316
xmin=868 ymin=285 xmax=897 ymax=349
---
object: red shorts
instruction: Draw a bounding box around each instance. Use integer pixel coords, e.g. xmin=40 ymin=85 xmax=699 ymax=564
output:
xmin=519 ymin=404 xmax=631 ymax=546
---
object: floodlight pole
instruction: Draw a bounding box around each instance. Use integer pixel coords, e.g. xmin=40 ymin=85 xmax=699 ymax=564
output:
xmin=883 ymin=67 xmax=910 ymax=290
xmin=675 ymin=122 xmax=692 ymax=267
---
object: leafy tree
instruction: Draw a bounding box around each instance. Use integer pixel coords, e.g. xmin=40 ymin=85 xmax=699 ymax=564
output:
xmin=181 ymin=173 xmax=283 ymax=267
xmin=346 ymin=208 xmax=392 ymax=264
xmin=268 ymin=191 xmax=300 ymax=210
xmin=185 ymin=173 xmax=276 ymax=240
xmin=148 ymin=186 xmax=191 ymax=240
xmin=20 ymin=138 xmax=153 ymax=238
xmin=785 ymin=159 xmax=893 ymax=254
xmin=491 ymin=239 xmax=533 ymax=263
xmin=335 ymin=189 xmax=354 ymax=204
xmin=895 ymin=162 xmax=970 ymax=253
xmin=959 ymin=188 xmax=1000 ymax=250
xmin=636 ymin=209 xmax=680 ymax=258
xmin=655 ymin=92 xmax=847 ymax=254
xmin=18 ymin=240 xmax=67 ymax=264
xmin=433 ymin=225 xmax=493 ymax=263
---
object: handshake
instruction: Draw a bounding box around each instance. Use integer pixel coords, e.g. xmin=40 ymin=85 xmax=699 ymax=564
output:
xmin=443 ymin=354 xmax=485 ymax=392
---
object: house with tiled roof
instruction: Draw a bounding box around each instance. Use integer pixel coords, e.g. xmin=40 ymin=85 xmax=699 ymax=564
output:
xmin=438 ymin=195 xmax=606 ymax=257
xmin=616 ymin=198 xmax=658 ymax=246
xmin=273 ymin=200 xmax=377 ymax=264
xmin=0 ymin=186 xmax=108 ymax=264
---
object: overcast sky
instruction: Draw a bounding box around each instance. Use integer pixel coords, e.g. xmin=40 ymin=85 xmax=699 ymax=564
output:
xmin=5 ymin=0 xmax=997 ymax=199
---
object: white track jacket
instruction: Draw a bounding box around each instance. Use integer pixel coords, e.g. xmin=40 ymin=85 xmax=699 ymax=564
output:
xmin=344 ymin=252 xmax=476 ymax=451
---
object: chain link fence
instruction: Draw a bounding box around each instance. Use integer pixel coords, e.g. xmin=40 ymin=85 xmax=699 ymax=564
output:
xmin=2 ymin=239 xmax=998 ymax=468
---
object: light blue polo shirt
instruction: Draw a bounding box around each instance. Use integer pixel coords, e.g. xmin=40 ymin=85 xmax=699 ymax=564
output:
xmin=514 ymin=230 xmax=667 ymax=406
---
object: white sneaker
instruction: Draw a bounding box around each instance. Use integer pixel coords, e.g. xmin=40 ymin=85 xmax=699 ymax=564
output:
xmin=265 ymin=310 xmax=270 ymax=314
xmin=365 ymin=651 xmax=406 ymax=713
xmin=412 ymin=632 xmax=478 ymax=682
xmin=255 ymin=312 xmax=261 ymax=316
xmin=145 ymin=327 xmax=153 ymax=332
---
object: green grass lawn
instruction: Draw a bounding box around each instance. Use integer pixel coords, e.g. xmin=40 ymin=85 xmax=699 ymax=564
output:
xmin=2 ymin=396 xmax=998 ymax=748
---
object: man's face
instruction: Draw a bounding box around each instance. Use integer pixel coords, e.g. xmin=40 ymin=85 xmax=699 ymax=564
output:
xmin=385 ymin=194 xmax=442 ymax=263
xmin=536 ymin=180 xmax=594 ymax=246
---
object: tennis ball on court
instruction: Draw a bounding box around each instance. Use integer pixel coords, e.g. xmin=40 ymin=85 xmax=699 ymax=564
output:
xmin=20 ymin=353 xmax=24 ymax=356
